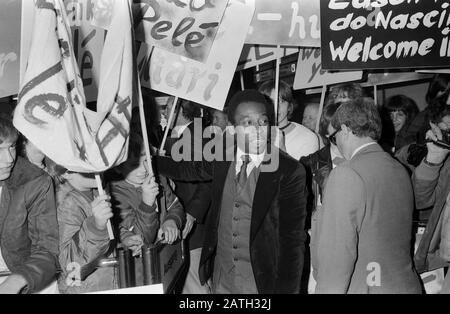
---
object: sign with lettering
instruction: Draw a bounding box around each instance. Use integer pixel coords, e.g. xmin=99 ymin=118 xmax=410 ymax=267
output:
xmin=321 ymin=0 xmax=450 ymax=70
xmin=237 ymin=45 xmax=299 ymax=71
xmin=293 ymin=48 xmax=362 ymax=90
xmin=21 ymin=0 xmax=106 ymax=103
xmin=65 ymin=0 xmax=106 ymax=102
xmin=14 ymin=0 xmax=136 ymax=173
xmin=133 ymin=0 xmax=229 ymax=63
xmin=137 ymin=0 xmax=255 ymax=111
xmin=245 ymin=0 xmax=320 ymax=47
xmin=0 ymin=0 xmax=21 ymax=98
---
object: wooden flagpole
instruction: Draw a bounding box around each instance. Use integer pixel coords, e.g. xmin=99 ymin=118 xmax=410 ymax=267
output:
xmin=95 ymin=174 xmax=114 ymax=240
xmin=315 ymin=85 xmax=327 ymax=134
xmin=159 ymin=96 xmax=178 ymax=152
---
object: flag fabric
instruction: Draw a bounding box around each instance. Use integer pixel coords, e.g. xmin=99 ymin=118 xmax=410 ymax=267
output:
xmin=14 ymin=0 xmax=137 ymax=173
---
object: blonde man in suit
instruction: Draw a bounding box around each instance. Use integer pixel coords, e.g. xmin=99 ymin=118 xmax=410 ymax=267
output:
xmin=315 ymin=99 xmax=422 ymax=294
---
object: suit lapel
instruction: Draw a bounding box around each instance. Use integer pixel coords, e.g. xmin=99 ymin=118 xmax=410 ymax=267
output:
xmin=250 ymin=169 xmax=279 ymax=244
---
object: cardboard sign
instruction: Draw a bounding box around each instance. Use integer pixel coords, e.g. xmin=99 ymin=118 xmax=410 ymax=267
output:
xmin=293 ymin=48 xmax=362 ymax=90
xmin=88 ymin=284 xmax=164 ymax=294
xmin=365 ymin=72 xmax=434 ymax=86
xmin=0 ymin=0 xmax=21 ymax=98
xmin=14 ymin=0 xmax=136 ymax=173
xmin=133 ymin=0 xmax=229 ymax=63
xmin=237 ymin=45 xmax=299 ymax=71
xmin=321 ymin=0 xmax=450 ymax=70
xmin=416 ymin=69 xmax=450 ymax=74
xmin=245 ymin=0 xmax=320 ymax=47
xmin=137 ymin=0 xmax=255 ymax=111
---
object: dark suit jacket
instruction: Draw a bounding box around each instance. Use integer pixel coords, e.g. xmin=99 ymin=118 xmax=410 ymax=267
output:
xmin=155 ymin=147 xmax=308 ymax=293
xmin=315 ymin=144 xmax=422 ymax=294
xmin=164 ymin=122 xmax=212 ymax=250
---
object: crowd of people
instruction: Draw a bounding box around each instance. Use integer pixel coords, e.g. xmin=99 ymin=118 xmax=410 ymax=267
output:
xmin=0 ymin=74 xmax=450 ymax=294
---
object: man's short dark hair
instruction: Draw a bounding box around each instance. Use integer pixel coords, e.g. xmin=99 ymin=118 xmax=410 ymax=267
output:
xmin=0 ymin=113 xmax=18 ymax=144
xmin=227 ymin=90 xmax=275 ymax=125
xmin=319 ymin=101 xmax=346 ymax=139
xmin=180 ymin=100 xmax=202 ymax=121
xmin=331 ymin=98 xmax=382 ymax=141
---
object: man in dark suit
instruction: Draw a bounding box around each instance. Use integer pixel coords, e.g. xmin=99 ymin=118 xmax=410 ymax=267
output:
xmin=163 ymin=100 xmax=212 ymax=294
xmin=315 ymin=99 xmax=422 ymax=294
xmin=155 ymin=90 xmax=307 ymax=294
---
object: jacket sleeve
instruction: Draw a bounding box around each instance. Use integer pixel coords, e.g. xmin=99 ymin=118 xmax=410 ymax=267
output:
xmin=111 ymin=185 xmax=159 ymax=246
xmin=160 ymin=178 xmax=186 ymax=229
xmin=13 ymin=175 xmax=59 ymax=293
xmin=275 ymin=163 xmax=308 ymax=293
xmin=185 ymin=182 xmax=212 ymax=223
xmin=412 ymin=160 xmax=444 ymax=209
xmin=57 ymin=193 xmax=110 ymax=281
xmin=315 ymin=166 xmax=365 ymax=294
xmin=155 ymin=156 xmax=213 ymax=182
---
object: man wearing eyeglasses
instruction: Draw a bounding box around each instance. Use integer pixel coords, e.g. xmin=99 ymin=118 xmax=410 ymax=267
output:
xmin=314 ymin=99 xmax=422 ymax=294
xmin=155 ymin=90 xmax=307 ymax=294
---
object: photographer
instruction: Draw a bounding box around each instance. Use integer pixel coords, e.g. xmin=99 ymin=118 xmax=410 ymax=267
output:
xmin=413 ymin=100 xmax=450 ymax=294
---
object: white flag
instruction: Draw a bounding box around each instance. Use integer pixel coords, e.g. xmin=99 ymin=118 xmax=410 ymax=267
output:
xmin=14 ymin=0 xmax=137 ymax=173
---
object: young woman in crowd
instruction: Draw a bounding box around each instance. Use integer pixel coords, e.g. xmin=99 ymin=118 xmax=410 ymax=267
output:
xmin=381 ymin=95 xmax=419 ymax=154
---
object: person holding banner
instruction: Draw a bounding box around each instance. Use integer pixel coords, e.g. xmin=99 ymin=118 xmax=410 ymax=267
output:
xmin=155 ymin=90 xmax=307 ymax=294
xmin=259 ymin=80 xmax=319 ymax=160
xmin=0 ymin=114 xmax=59 ymax=294
xmin=111 ymin=133 xmax=185 ymax=255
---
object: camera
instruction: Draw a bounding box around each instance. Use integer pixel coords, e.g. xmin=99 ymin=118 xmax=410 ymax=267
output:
xmin=433 ymin=129 xmax=450 ymax=149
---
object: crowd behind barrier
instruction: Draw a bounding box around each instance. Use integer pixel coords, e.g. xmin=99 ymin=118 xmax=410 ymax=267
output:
xmin=0 ymin=75 xmax=450 ymax=294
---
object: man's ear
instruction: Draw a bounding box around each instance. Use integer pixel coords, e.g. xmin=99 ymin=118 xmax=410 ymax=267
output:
xmin=341 ymin=124 xmax=351 ymax=137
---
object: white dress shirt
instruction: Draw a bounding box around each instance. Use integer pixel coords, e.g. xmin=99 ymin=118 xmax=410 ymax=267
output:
xmin=235 ymin=147 xmax=265 ymax=177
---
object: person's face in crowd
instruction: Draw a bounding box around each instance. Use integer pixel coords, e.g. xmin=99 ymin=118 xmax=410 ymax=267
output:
xmin=389 ymin=110 xmax=407 ymax=133
xmin=212 ymin=110 xmax=230 ymax=131
xmin=269 ymin=89 xmax=291 ymax=125
xmin=302 ymin=104 xmax=319 ymax=132
xmin=234 ymin=101 xmax=269 ymax=155
xmin=64 ymin=172 xmax=97 ymax=191
xmin=25 ymin=141 xmax=45 ymax=168
xmin=437 ymin=115 xmax=450 ymax=131
xmin=123 ymin=151 xmax=148 ymax=186
xmin=333 ymin=90 xmax=350 ymax=103
xmin=0 ymin=136 xmax=17 ymax=181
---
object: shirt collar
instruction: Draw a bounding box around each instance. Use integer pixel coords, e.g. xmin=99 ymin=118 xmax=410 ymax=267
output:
xmin=351 ymin=142 xmax=377 ymax=159
xmin=236 ymin=146 xmax=265 ymax=168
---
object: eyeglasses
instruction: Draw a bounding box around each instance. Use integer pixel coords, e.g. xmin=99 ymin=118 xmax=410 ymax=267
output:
xmin=328 ymin=128 xmax=341 ymax=145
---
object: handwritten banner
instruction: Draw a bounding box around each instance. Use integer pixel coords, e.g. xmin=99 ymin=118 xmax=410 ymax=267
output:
xmin=245 ymin=0 xmax=320 ymax=47
xmin=133 ymin=0 xmax=229 ymax=63
xmin=21 ymin=0 xmax=106 ymax=103
xmin=321 ymin=0 xmax=450 ymax=70
xmin=237 ymin=45 xmax=299 ymax=71
xmin=0 ymin=0 xmax=21 ymax=98
xmin=137 ymin=0 xmax=255 ymax=111
xmin=293 ymin=48 xmax=362 ymax=90
xmin=14 ymin=0 xmax=136 ymax=173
